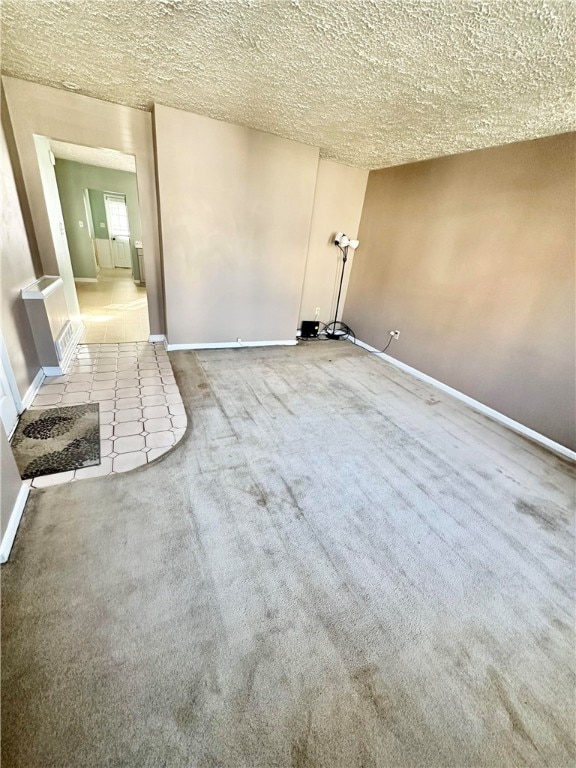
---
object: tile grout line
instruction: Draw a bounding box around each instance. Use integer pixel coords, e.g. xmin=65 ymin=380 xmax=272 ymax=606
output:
xmin=29 ymin=342 xmax=187 ymax=488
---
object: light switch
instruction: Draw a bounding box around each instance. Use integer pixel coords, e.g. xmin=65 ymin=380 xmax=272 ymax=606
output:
xmin=79 ymin=220 xmax=84 ymax=228
xmin=100 ymin=222 xmax=106 ymax=228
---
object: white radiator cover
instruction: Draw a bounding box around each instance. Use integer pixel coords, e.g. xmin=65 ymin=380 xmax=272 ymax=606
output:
xmin=22 ymin=276 xmax=82 ymax=376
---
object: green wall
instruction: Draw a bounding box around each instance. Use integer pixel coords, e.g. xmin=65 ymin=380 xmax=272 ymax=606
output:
xmin=88 ymin=188 xmax=109 ymax=239
xmin=55 ymin=159 xmax=143 ymax=280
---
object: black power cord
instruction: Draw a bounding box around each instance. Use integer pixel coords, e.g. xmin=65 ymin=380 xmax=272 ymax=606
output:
xmin=301 ymin=318 xmax=395 ymax=355
xmin=322 ymin=319 xmax=356 ymax=343
xmin=304 ymin=323 xmax=395 ymax=355
xmin=303 ymin=320 xmax=356 ymax=342
xmin=379 ymin=335 xmax=394 ymax=354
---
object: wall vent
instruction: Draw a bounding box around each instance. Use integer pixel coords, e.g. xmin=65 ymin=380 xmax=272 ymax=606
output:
xmin=55 ymin=321 xmax=74 ymax=362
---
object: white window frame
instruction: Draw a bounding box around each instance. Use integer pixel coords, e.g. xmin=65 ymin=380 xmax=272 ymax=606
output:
xmin=104 ymin=194 xmax=130 ymax=238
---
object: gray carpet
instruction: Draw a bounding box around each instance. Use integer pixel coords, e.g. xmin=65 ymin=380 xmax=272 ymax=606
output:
xmin=1 ymin=341 xmax=574 ymax=768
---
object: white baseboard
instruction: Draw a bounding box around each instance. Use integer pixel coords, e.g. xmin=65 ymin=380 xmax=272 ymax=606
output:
xmin=74 ymin=277 xmax=97 ymax=283
xmin=21 ymin=368 xmax=45 ymax=411
xmin=0 ymin=482 xmax=31 ymax=564
xmin=6 ymin=417 xmax=20 ymax=440
xmin=352 ymin=338 xmax=576 ymax=462
xmin=148 ymin=334 xmax=166 ymax=344
xmin=165 ymin=339 xmax=298 ymax=351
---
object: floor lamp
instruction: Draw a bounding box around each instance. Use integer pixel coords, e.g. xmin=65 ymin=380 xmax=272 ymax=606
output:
xmin=325 ymin=232 xmax=359 ymax=340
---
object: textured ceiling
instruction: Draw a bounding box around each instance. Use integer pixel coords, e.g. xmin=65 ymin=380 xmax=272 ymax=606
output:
xmin=2 ymin=0 xmax=574 ymax=169
xmin=49 ymin=140 xmax=136 ymax=172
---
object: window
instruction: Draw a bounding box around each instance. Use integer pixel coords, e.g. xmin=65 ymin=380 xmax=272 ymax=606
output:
xmin=104 ymin=195 xmax=130 ymax=237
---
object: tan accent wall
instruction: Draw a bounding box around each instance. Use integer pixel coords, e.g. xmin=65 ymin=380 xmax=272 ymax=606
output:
xmin=0 ymin=119 xmax=41 ymax=398
xmin=154 ymin=105 xmax=319 ymax=345
xmin=298 ymin=159 xmax=368 ymax=327
xmin=344 ymin=133 xmax=576 ymax=451
xmin=1 ymin=77 xmax=164 ymax=336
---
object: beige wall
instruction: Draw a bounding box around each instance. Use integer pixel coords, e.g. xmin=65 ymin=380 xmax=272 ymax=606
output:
xmin=1 ymin=77 xmax=164 ymax=336
xmin=154 ymin=105 xmax=319 ymax=345
xmin=0 ymin=119 xmax=41 ymax=399
xmin=345 ymin=133 xmax=576 ymax=450
xmin=298 ymin=159 xmax=368 ymax=327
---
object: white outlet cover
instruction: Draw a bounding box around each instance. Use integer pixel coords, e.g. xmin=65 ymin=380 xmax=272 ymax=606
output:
xmin=78 ymin=220 xmax=84 ymax=227
xmin=99 ymin=222 xmax=106 ymax=228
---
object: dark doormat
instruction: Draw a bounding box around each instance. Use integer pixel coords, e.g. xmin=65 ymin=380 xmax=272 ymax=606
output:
xmin=10 ymin=404 xmax=101 ymax=480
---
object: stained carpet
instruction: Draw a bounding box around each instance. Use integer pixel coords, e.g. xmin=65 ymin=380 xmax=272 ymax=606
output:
xmin=1 ymin=342 xmax=574 ymax=767
xmin=10 ymin=403 xmax=100 ymax=479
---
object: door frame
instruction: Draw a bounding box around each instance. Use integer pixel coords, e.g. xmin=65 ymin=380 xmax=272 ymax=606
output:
xmin=82 ymin=188 xmax=100 ymax=275
xmin=0 ymin=333 xmax=23 ymax=438
xmin=30 ymin=134 xmax=155 ymax=340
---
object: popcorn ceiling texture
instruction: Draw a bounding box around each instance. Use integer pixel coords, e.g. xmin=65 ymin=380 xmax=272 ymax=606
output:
xmin=1 ymin=0 xmax=574 ymax=169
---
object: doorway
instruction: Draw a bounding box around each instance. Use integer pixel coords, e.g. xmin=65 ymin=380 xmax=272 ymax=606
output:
xmin=38 ymin=137 xmax=151 ymax=344
xmin=75 ymin=270 xmax=149 ymax=343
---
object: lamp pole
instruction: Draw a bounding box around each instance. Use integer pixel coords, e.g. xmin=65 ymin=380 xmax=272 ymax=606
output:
xmin=327 ymin=245 xmax=348 ymax=338
xmin=325 ymin=233 xmax=358 ymax=340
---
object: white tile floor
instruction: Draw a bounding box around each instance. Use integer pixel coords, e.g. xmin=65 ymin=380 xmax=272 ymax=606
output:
xmin=29 ymin=342 xmax=186 ymax=488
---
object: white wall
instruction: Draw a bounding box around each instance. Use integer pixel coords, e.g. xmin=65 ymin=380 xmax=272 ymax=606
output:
xmin=154 ymin=105 xmax=320 ymax=345
xmin=33 ymin=135 xmax=80 ymax=328
xmin=298 ymin=159 xmax=368 ymax=327
xmin=2 ymin=77 xmax=164 ymax=336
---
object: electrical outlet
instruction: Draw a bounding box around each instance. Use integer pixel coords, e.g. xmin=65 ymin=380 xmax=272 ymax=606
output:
xmin=389 ymin=330 xmax=400 ymax=340
xmin=237 ymin=337 xmax=242 ymax=344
